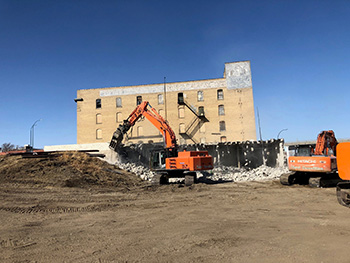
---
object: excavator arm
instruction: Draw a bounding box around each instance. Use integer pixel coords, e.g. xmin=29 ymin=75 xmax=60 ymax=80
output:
xmin=314 ymin=130 xmax=338 ymax=156
xmin=110 ymin=101 xmax=177 ymax=151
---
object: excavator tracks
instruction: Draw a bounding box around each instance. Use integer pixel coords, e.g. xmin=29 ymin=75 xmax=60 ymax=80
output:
xmin=336 ymin=182 xmax=350 ymax=208
xmin=280 ymin=172 xmax=342 ymax=188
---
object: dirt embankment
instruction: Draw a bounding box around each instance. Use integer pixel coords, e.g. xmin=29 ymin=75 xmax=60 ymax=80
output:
xmin=0 ymin=152 xmax=146 ymax=189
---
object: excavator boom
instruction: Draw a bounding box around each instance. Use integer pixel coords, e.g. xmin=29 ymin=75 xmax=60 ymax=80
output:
xmin=110 ymin=101 xmax=177 ymax=151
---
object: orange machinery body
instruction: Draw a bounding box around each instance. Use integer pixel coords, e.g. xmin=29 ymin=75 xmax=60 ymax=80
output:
xmin=288 ymin=155 xmax=337 ymax=173
xmin=336 ymin=142 xmax=350 ymax=180
xmin=165 ymin=150 xmax=213 ymax=171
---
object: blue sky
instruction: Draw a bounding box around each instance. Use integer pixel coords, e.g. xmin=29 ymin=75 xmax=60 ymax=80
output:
xmin=1 ymin=0 xmax=349 ymax=148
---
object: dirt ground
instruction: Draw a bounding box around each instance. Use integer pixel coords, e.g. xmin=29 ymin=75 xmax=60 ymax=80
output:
xmin=1 ymin=154 xmax=350 ymax=262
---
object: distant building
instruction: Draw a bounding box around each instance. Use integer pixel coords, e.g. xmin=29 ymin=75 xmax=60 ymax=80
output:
xmin=75 ymin=61 xmax=257 ymax=145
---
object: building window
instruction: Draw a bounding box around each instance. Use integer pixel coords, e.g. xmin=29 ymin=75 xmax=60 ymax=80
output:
xmin=220 ymin=136 xmax=227 ymax=143
xmin=137 ymin=96 xmax=142 ymax=105
xmin=178 ymin=93 xmax=184 ymax=104
xmin=158 ymin=94 xmax=164 ymax=104
xmin=116 ymin=97 xmax=122 ymax=107
xmin=219 ymin=121 xmax=226 ymax=132
xmin=96 ymin=129 xmax=102 ymax=139
xmin=180 ymin=138 xmax=186 ymax=145
xmin=96 ymin=113 xmax=102 ymax=124
xmin=116 ymin=112 xmax=122 ymax=123
xmin=197 ymin=91 xmax=203 ymax=101
xmin=217 ymin=89 xmax=224 ymax=100
xmin=178 ymin=106 xmax=185 ymax=118
xmin=179 ymin=123 xmax=186 ymax=134
xmin=137 ymin=126 xmax=143 ymax=136
xmin=218 ymin=105 xmax=225 ymax=116
xmin=198 ymin=106 xmax=205 ymax=116
xmin=158 ymin=109 xmax=164 ymax=117
xmin=200 ymin=137 xmax=206 ymax=144
xmin=96 ymin=98 xmax=101 ymax=109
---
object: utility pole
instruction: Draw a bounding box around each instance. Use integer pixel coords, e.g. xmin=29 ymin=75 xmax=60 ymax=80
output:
xmin=256 ymin=108 xmax=266 ymax=165
xmin=30 ymin=119 xmax=42 ymax=150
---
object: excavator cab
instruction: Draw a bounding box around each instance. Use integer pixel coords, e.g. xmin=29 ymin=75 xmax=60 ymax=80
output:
xmin=150 ymin=149 xmax=166 ymax=169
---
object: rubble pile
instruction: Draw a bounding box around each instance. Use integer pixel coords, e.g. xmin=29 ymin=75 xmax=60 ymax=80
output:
xmin=197 ymin=165 xmax=289 ymax=183
xmin=115 ymin=158 xmax=288 ymax=183
xmin=0 ymin=152 xmax=146 ymax=189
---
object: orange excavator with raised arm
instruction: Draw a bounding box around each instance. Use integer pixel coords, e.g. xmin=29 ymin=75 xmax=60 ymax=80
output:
xmin=280 ymin=130 xmax=341 ymax=187
xmin=109 ymin=101 xmax=213 ymax=185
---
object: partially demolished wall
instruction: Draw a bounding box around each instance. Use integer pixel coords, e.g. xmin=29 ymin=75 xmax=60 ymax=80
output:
xmin=118 ymin=139 xmax=285 ymax=169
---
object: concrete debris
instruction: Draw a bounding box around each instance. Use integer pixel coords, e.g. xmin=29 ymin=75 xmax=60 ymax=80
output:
xmin=197 ymin=165 xmax=289 ymax=183
xmin=115 ymin=158 xmax=288 ymax=183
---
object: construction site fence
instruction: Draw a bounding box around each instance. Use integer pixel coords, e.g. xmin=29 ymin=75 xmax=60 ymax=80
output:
xmin=119 ymin=139 xmax=285 ymax=169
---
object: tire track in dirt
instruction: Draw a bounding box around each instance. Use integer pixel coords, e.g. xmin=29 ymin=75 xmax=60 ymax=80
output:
xmin=0 ymin=203 xmax=120 ymax=214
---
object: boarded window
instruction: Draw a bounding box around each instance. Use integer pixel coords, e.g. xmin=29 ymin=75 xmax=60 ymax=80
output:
xmin=179 ymin=123 xmax=186 ymax=134
xmin=220 ymin=136 xmax=227 ymax=143
xmin=158 ymin=94 xmax=164 ymax=104
xmin=116 ymin=112 xmax=122 ymax=123
xmin=116 ymin=97 xmax=122 ymax=107
xmin=136 ymin=96 xmax=142 ymax=105
xmin=96 ymin=98 xmax=101 ymax=109
xmin=96 ymin=114 xmax=102 ymax=124
xmin=96 ymin=129 xmax=102 ymax=139
xmin=178 ymin=106 xmax=185 ymax=118
xmin=218 ymin=105 xmax=225 ymax=115
xmin=197 ymin=91 xmax=203 ymax=101
xmin=137 ymin=126 xmax=143 ymax=136
xmin=217 ymin=89 xmax=224 ymax=100
xmin=219 ymin=121 xmax=226 ymax=132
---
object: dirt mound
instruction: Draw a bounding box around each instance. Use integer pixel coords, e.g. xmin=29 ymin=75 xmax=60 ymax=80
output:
xmin=0 ymin=152 xmax=146 ymax=189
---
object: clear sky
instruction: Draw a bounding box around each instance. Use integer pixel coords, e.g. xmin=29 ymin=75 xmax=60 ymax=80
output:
xmin=1 ymin=0 xmax=349 ymax=148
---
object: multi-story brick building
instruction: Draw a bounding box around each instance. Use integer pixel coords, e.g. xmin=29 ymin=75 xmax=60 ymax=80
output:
xmin=75 ymin=61 xmax=257 ymax=145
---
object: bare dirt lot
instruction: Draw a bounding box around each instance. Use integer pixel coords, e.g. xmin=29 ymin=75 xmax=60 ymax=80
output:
xmin=1 ymin=153 xmax=350 ymax=263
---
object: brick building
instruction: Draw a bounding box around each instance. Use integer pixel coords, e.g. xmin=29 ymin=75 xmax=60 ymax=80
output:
xmin=75 ymin=61 xmax=257 ymax=145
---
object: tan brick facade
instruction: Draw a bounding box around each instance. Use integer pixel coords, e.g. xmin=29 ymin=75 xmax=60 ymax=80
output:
xmin=76 ymin=61 xmax=257 ymax=145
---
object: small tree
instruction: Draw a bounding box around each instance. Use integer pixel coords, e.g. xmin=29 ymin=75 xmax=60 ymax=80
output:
xmin=1 ymin=143 xmax=15 ymax=152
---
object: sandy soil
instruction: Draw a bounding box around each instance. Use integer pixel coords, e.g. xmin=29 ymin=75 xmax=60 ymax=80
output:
xmin=1 ymin=153 xmax=350 ymax=262
xmin=1 ymin=180 xmax=350 ymax=263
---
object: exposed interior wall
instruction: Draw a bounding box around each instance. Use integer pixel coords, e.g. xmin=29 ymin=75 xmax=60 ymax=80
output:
xmin=44 ymin=139 xmax=285 ymax=169
xmin=116 ymin=139 xmax=285 ymax=169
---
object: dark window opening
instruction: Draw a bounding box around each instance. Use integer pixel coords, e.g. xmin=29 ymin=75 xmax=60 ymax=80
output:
xmin=219 ymin=121 xmax=226 ymax=132
xmin=96 ymin=98 xmax=101 ymax=109
xmin=178 ymin=93 xmax=184 ymax=104
xmin=198 ymin=106 xmax=205 ymax=116
xmin=217 ymin=89 xmax=224 ymax=100
xmin=137 ymin=96 xmax=142 ymax=105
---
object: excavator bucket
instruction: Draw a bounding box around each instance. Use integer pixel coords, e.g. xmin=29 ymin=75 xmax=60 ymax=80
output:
xmin=109 ymin=126 xmax=124 ymax=152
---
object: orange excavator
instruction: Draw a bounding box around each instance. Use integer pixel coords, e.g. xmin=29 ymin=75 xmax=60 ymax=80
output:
xmin=109 ymin=101 xmax=213 ymax=185
xmin=280 ymin=130 xmax=341 ymax=187
xmin=335 ymin=143 xmax=350 ymax=207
